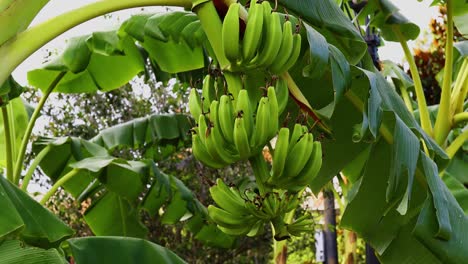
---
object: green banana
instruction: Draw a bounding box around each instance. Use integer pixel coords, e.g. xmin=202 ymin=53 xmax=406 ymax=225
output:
xmin=288 ymin=123 xmax=304 ymax=153
xmin=268 ymin=20 xmax=294 ymax=73
xmin=247 ymin=220 xmax=265 ymax=237
xmin=269 ymin=127 xmax=290 ymax=182
xmin=236 ymin=89 xmax=254 ymax=136
xmin=206 ymin=100 xmax=239 ymax=164
xmin=251 ymin=96 xmax=271 ymax=149
xmin=242 ymin=0 xmax=264 ymax=62
xmin=198 ymin=114 xmax=209 ymax=145
xmin=288 ymin=141 xmax=322 ymax=189
xmin=208 ymin=205 xmax=254 ymax=228
xmin=218 ymin=95 xmax=235 ymax=144
xmin=245 ymin=201 xmax=272 ymax=220
xmin=210 ymin=178 xmax=248 ymax=215
xmin=267 ymin=86 xmax=279 ymax=139
xmin=218 ymin=225 xmax=252 ymax=236
xmin=233 ymin=116 xmax=252 ymax=160
xmin=252 ymin=11 xmax=282 ymax=68
xmin=192 ymin=134 xmax=225 ymax=169
xmin=222 ymin=3 xmax=241 ymax=63
xmin=283 ymin=132 xmax=312 ymax=179
xmin=223 ymin=72 xmax=243 ymax=101
xmin=202 ymin=75 xmax=217 ymax=113
xmin=271 ymin=32 xmax=302 ymax=74
xmin=287 ymin=216 xmax=314 ymax=237
xmin=188 ymin=88 xmax=203 ymax=119
xmin=275 ymin=76 xmax=289 ymax=115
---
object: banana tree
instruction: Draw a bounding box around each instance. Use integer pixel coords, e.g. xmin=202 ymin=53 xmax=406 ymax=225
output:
xmin=1 ymin=0 xmax=467 ymax=263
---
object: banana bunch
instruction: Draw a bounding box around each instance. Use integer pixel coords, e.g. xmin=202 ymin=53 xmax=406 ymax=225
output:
xmin=286 ymin=214 xmax=315 ymax=237
xmin=208 ymin=179 xmax=265 ymax=236
xmin=267 ymin=124 xmax=323 ymax=191
xmin=221 ymin=1 xmax=302 ymax=74
xmin=244 ymin=191 xmax=299 ymax=221
xmin=189 ymin=78 xmax=280 ymax=168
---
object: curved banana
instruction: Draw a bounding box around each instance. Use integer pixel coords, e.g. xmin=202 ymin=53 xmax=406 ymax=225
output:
xmin=192 ymin=134 xmax=225 ymax=169
xmin=242 ymin=1 xmax=264 ymax=63
xmin=247 ymin=220 xmax=265 ymax=237
xmin=202 ymin=75 xmax=217 ymax=113
xmin=198 ymin=114 xmax=209 ymax=145
xmin=222 ymin=3 xmax=241 ymax=63
xmin=223 ymin=72 xmax=243 ymax=101
xmin=269 ymin=127 xmax=290 ymax=182
xmin=288 ymin=123 xmax=304 ymax=153
xmin=218 ymin=95 xmax=235 ymax=144
xmin=275 ymin=76 xmax=289 ymax=115
xmin=188 ymin=88 xmax=203 ymax=119
xmin=288 ymin=141 xmax=322 ymax=189
xmin=233 ymin=116 xmax=252 ymax=160
xmin=267 ymin=86 xmax=279 ymax=139
xmin=245 ymin=201 xmax=272 ymax=220
xmin=203 ymin=101 xmax=236 ymax=165
xmin=236 ymin=89 xmax=254 ymax=136
xmin=251 ymin=96 xmax=271 ymax=149
xmin=208 ymin=205 xmax=254 ymax=228
xmin=218 ymin=225 xmax=252 ymax=236
xmin=271 ymin=32 xmax=302 ymax=74
xmin=210 ymin=179 xmax=248 ymax=215
xmin=252 ymin=11 xmax=282 ymax=68
xmin=283 ymin=132 xmax=313 ymax=178
xmin=268 ymin=20 xmax=294 ymax=73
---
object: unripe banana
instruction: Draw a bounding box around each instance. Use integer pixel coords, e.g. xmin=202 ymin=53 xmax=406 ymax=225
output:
xmin=252 ymin=11 xmax=282 ymax=68
xmin=223 ymin=72 xmax=243 ymax=101
xmin=233 ymin=117 xmax=252 ymax=160
xmin=269 ymin=127 xmax=290 ymax=183
xmin=271 ymin=33 xmax=302 ymax=74
xmin=218 ymin=225 xmax=252 ymax=236
xmin=208 ymin=205 xmax=253 ymax=228
xmin=268 ymin=20 xmax=294 ymax=73
xmin=288 ymin=123 xmax=304 ymax=153
xmin=202 ymin=75 xmax=217 ymax=112
xmin=242 ymin=1 xmax=264 ymax=62
xmin=192 ymin=134 xmax=225 ymax=169
xmin=252 ymin=96 xmax=271 ymax=148
xmin=275 ymin=76 xmax=289 ymax=115
xmin=205 ymin=101 xmax=238 ymax=164
xmin=218 ymin=95 xmax=235 ymax=144
xmin=288 ymin=141 xmax=322 ymax=189
xmin=210 ymin=179 xmax=248 ymax=215
xmin=188 ymin=88 xmax=203 ymax=119
xmin=283 ymin=132 xmax=313 ymax=178
xmin=198 ymin=114 xmax=209 ymax=145
xmin=236 ymin=89 xmax=254 ymax=137
xmin=222 ymin=3 xmax=241 ymax=63
xmin=245 ymin=201 xmax=272 ymax=220
xmin=287 ymin=217 xmax=314 ymax=237
xmin=267 ymin=86 xmax=279 ymax=139
xmin=247 ymin=220 xmax=265 ymax=237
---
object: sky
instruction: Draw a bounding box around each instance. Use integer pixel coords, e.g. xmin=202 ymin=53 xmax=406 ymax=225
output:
xmin=12 ymin=0 xmax=440 ymax=85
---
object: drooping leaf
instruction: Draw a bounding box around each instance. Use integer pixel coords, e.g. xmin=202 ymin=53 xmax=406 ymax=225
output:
xmin=84 ymin=192 xmax=148 ymax=238
xmin=442 ymin=172 xmax=468 ymax=214
xmin=0 ymin=0 xmax=49 ymax=46
xmin=0 ymin=75 xmax=24 ymax=106
xmin=279 ymin=0 xmax=367 ymax=64
xmin=0 ymin=240 xmax=67 ymax=264
xmin=453 ymin=0 xmax=468 ymax=36
xmin=0 ymin=98 xmax=29 ymax=168
xmin=90 ymin=113 xmax=192 ymax=150
xmin=0 ymin=175 xmax=73 ymax=247
xmin=27 ymin=32 xmax=145 ymax=93
xmin=68 ymin=236 xmax=187 ymax=264
xmin=360 ymin=0 xmax=420 ymax=41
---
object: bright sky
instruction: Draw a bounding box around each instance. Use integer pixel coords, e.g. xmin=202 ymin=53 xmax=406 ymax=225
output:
xmin=12 ymin=0 xmax=439 ymax=86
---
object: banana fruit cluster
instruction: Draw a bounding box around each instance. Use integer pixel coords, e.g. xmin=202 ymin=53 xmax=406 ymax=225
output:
xmin=208 ymin=179 xmax=313 ymax=240
xmin=189 ymin=74 xmax=281 ymax=169
xmin=222 ymin=1 xmax=302 ymax=74
xmin=267 ymin=124 xmax=323 ymax=191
